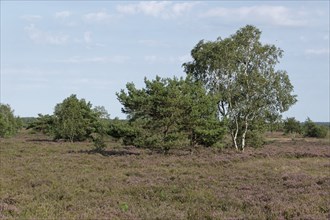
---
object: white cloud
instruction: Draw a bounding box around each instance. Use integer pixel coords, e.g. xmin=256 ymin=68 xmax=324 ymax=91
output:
xmin=138 ymin=1 xmax=170 ymax=17
xmin=201 ymin=5 xmax=307 ymax=27
xmin=55 ymin=11 xmax=72 ymax=19
xmin=117 ymin=1 xmax=169 ymax=17
xmin=116 ymin=4 xmax=138 ymax=15
xmin=83 ymin=10 xmax=115 ymax=23
xmin=24 ymin=24 xmax=69 ymax=45
xmin=172 ymin=2 xmax=198 ymax=16
xmin=21 ymin=15 xmax=42 ymax=22
xmin=305 ymin=48 xmax=329 ymax=55
xmin=143 ymin=54 xmax=191 ymax=64
xmin=116 ymin=1 xmax=197 ymax=19
xmin=58 ymin=56 xmax=130 ymax=64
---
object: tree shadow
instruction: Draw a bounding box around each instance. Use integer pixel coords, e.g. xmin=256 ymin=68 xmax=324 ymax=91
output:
xmin=68 ymin=149 xmax=140 ymax=157
xmin=26 ymin=138 xmax=56 ymax=143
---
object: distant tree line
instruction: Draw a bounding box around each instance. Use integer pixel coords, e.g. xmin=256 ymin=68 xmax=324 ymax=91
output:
xmin=283 ymin=117 xmax=328 ymax=138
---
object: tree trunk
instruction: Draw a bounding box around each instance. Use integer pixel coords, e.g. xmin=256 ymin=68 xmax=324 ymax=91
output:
xmin=190 ymin=130 xmax=197 ymax=148
xmin=231 ymin=117 xmax=239 ymax=151
xmin=233 ymin=134 xmax=238 ymax=151
xmin=241 ymin=120 xmax=248 ymax=151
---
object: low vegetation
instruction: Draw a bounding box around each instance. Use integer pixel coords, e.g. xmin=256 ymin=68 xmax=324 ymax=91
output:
xmin=0 ymin=131 xmax=329 ymax=219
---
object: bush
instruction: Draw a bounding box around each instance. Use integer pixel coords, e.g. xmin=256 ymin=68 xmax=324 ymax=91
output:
xmin=108 ymin=119 xmax=139 ymax=145
xmin=303 ymin=118 xmax=328 ymax=138
xmin=92 ymin=134 xmax=107 ymax=152
xmin=116 ymin=76 xmax=226 ymax=152
xmin=0 ymin=104 xmax=22 ymax=137
xmin=283 ymin=117 xmax=301 ymax=134
xmin=246 ymin=130 xmax=265 ymax=148
xmin=194 ymin=120 xmax=225 ymax=147
xmin=27 ymin=114 xmax=55 ymax=135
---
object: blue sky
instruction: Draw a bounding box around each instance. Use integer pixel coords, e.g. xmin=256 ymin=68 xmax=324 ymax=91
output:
xmin=1 ymin=1 xmax=329 ymax=121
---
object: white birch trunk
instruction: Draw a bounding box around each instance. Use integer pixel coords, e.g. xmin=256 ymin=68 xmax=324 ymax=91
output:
xmin=232 ymin=117 xmax=239 ymax=151
xmin=241 ymin=120 xmax=248 ymax=151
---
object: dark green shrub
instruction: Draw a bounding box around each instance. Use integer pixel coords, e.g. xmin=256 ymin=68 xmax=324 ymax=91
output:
xmin=0 ymin=104 xmax=22 ymax=137
xmin=92 ymin=134 xmax=107 ymax=152
xmin=194 ymin=120 xmax=225 ymax=147
xmin=283 ymin=117 xmax=301 ymax=134
xmin=108 ymin=119 xmax=139 ymax=145
xmin=246 ymin=130 xmax=265 ymax=148
xmin=116 ymin=76 xmax=226 ymax=152
xmin=303 ymin=118 xmax=328 ymax=138
xmin=27 ymin=114 xmax=55 ymax=135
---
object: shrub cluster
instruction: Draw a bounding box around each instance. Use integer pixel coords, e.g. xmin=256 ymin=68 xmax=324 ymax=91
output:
xmin=114 ymin=77 xmax=226 ymax=153
xmin=27 ymin=95 xmax=109 ymax=151
xmin=283 ymin=117 xmax=302 ymax=134
xmin=0 ymin=104 xmax=22 ymax=138
xmin=282 ymin=117 xmax=328 ymax=139
xmin=3 ymin=26 xmax=302 ymax=152
xmin=303 ymin=118 xmax=328 ymax=138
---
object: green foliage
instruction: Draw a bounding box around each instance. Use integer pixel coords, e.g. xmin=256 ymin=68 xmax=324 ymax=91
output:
xmin=119 ymin=202 xmax=129 ymax=212
xmin=0 ymin=104 xmax=22 ymax=137
xmin=303 ymin=118 xmax=328 ymax=138
xmin=245 ymin=118 xmax=266 ymax=148
xmin=20 ymin=117 xmax=37 ymax=128
xmin=193 ymin=119 xmax=225 ymax=147
xmin=246 ymin=130 xmax=265 ymax=148
xmin=27 ymin=114 xmax=55 ymax=135
xmin=93 ymin=106 xmax=110 ymax=120
xmin=108 ymin=118 xmax=139 ymax=146
xmin=53 ymin=94 xmax=102 ymax=142
xmin=116 ymin=76 xmax=225 ymax=152
xmin=26 ymin=95 xmax=110 ymax=150
xmin=265 ymin=112 xmax=283 ymax=132
xmin=283 ymin=117 xmax=301 ymax=134
xmin=179 ymin=77 xmax=226 ymax=147
xmin=26 ymin=96 xmax=109 ymax=145
xmin=183 ymin=25 xmax=297 ymax=150
xmin=91 ymin=133 xmax=107 ymax=152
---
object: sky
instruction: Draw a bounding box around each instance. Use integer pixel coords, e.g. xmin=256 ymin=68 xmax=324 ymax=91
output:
xmin=1 ymin=1 xmax=329 ymax=122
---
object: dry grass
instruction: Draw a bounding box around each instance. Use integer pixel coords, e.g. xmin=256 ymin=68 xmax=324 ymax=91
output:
xmin=0 ymin=130 xmax=329 ymax=219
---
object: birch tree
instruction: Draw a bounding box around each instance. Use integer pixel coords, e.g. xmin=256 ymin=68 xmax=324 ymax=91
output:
xmin=183 ymin=25 xmax=297 ymax=151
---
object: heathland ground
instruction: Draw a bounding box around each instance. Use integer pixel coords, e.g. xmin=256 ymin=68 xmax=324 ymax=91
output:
xmin=0 ymin=131 xmax=329 ymax=219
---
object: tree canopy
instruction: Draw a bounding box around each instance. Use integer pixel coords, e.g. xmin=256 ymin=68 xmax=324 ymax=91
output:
xmin=183 ymin=25 xmax=297 ymax=151
xmin=116 ymin=76 xmax=225 ymax=152
xmin=0 ymin=104 xmax=22 ymax=137
xmin=27 ymin=94 xmax=109 ymax=144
